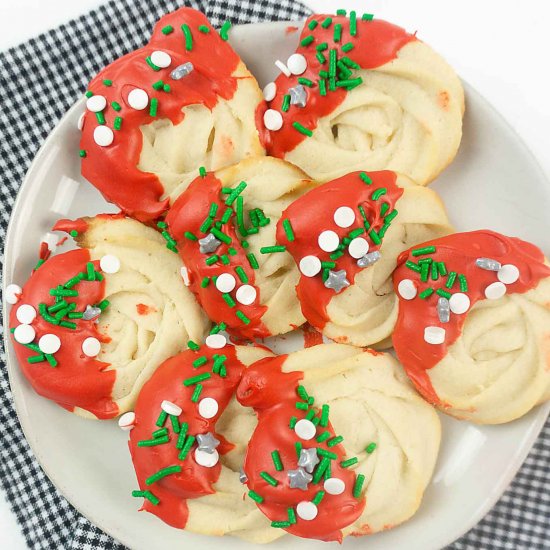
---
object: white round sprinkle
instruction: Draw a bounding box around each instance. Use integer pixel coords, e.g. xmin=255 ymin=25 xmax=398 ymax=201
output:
xmin=195 ymin=448 xmax=219 ymax=468
xmin=318 ymin=230 xmax=340 ymax=253
xmin=100 ymin=254 xmax=120 ymax=274
xmin=127 ymin=88 xmax=149 ymax=110
xmin=324 ymin=477 xmax=345 ymax=495
xmin=333 ymin=206 xmax=355 ymax=228
xmin=297 ymin=501 xmax=318 ymax=521
xmin=275 ymin=59 xmax=291 ymax=77
xmin=180 ymin=266 xmax=190 ymax=286
xmin=198 ymin=397 xmax=219 ymax=419
xmin=498 ymin=264 xmax=520 ymax=285
xmin=151 ymin=50 xmax=172 ymax=68
xmin=398 ymin=279 xmax=417 ymax=300
xmin=205 ymin=333 xmax=227 ymax=349
xmin=263 ymin=109 xmax=283 ymax=131
xmin=348 ymin=237 xmax=369 ymax=259
xmin=287 ymin=53 xmax=307 ymax=75
xmin=215 ymin=273 xmax=236 ymax=293
xmin=294 ymin=419 xmax=316 ymax=440
xmin=161 ymin=400 xmax=182 ymax=416
xmin=449 ymin=293 xmax=470 ymax=314
xmin=6 ymin=284 xmax=22 ymax=305
xmin=263 ymin=82 xmax=277 ymax=101
xmin=39 ymin=334 xmax=61 ymax=354
xmin=118 ymin=411 xmax=136 ymax=431
xmin=236 ymin=284 xmax=257 ymax=305
xmin=86 ymin=95 xmax=107 ymax=113
xmin=16 ymin=304 xmax=36 ymax=324
xmin=93 ymin=125 xmax=114 ymax=147
xmin=424 ymin=326 xmax=446 ymax=345
xmin=82 ymin=337 xmax=101 ymax=357
xmin=77 ymin=112 xmax=86 ymax=131
xmin=299 ymin=256 xmax=322 ymax=278
xmin=14 ymin=324 xmax=35 ymax=345
xmin=485 ymin=281 xmax=506 ymax=300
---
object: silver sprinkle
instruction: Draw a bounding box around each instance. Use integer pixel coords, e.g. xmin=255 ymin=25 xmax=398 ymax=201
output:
xmin=357 ymin=251 xmax=381 ymax=268
xmin=476 ymin=257 xmax=501 ymax=271
xmin=83 ymin=305 xmax=101 ymax=321
xmin=239 ymin=468 xmax=248 ymax=484
xmin=170 ymin=62 xmax=194 ymax=80
xmin=199 ymin=233 xmax=222 ymax=254
xmin=289 ymin=85 xmax=307 ymax=108
xmin=196 ymin=432 xmax=220 ymax=454
xmin=298 ymin=448 xmax=319 ymax=474
xmin=437 ymin=297 xmax=450 ymax=323
xmin=324 ymin=269 xmax=350 ymax=293
xmin=287 ymin=467 xmax=312 ymax=490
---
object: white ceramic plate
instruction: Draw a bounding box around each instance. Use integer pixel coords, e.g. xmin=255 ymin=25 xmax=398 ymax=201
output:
xmin=3 ymin=20 xmax=550 ymax=550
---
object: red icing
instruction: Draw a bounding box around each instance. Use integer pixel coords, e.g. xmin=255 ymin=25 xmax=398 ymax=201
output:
xmin=9 ymin=248 xmax=116 ymax=418
xmin=129 ymin=346 xmax=245 ymax=528
xmin=80 ymin=8 xmax=244 ymax=222
xmin=276 ymin=170 xmax=403 ymax=330
xmin=53 ymin=218 xmax=89 ymax=234
xmin=392 ymin=230 xmax=550 ymax=405
xmin=302 ymin=324 xmax=324 ymax=348
xmin=237 ymin=356 xmax=365 ymax=542
xmin=136 ymin=303 xmax=156 ymax=315
xmin=166 ymin=173 xmax=270 ymax=339
xmin=259 ymin=14 xmax=416 ymax=156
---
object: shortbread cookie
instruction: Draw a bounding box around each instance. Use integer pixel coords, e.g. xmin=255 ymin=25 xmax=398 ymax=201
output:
xmin=8 ymin=215 xmax=208 ymax=419
xmin=260 ymin=12 xmax=464 ymax=185
xmin=392 ymin=230 xmax=550 ymax=423
xmin=80 ymin=8 xmax=265 ymax=221
xmin=165 ymin=157 xmax=315 ymax=339
xmin=237 ymin=344 xmax=441 ymax=541
xmin=276 ymin=170 xmax=452 ymax=347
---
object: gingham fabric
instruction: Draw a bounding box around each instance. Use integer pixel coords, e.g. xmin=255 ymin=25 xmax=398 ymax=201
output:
xmin=0 ymin=0 xmax=548 ymax=548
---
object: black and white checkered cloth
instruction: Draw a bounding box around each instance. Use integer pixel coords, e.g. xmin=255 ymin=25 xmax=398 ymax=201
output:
xmin=0 ymin=0 xmax=548 ymax=548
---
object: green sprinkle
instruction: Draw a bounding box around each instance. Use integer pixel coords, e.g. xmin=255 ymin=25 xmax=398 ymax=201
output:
xmin=341 ymin=457 xmax=358 ymax=468
xmin=295 ymin=441 xmax=303 ymax=459
xmin=248 ymin=490 xmax=264 ymax=503
xmin=153 ymin=427 xmax=168 ymax=439
xmin=113 ymin=116 xmax=122 ymax=130
xmin=317 ymin=448 xmax=337 ymax=460
xmin=137 ymin=436 xmax=169 ymax=447
xmin=308 ymin=19 xmax=319 ymax=30
xmin=236 ymin=310 xmax=251 ymax=325
xmin=371 ymin=188 xmax=386 ymax=201
xmin=329 ymin=49 xmax=337 ymax=77
xmin=111 ymin=101 xmax=121 ymax=112
xmin=260 ymin=471 xmax=279 ymax=487
xmin=184 ymin=231 xmax=198 ymax=241
xmin=459 ymin=274 xmax=468 ymax=292
xmin=184 ymin=372 xmax=211 ymax=386
xmin=289 ymin=416 xmax=297 ymax=429
xmin=247 ymin=253 xmax=259 ymax=269
xmin=44 ymin=353 xmax=58 ymax=366
xmin=156 ymin=410 xmax=168 ymax=427
xmin=146 ymin=56 xmax=161 ymax=71
xmin=225 ymin=181 xmax=247 ymax=206
xmin=327 ymin=435 xmax=343 ymax=447
xmin=366 ymin=442 xmax=377 ymax=454
xmin=182 ymin=23 xmax=193 ymax=50
xmin=319 ymin=79 xmax=327 ymax=96
xmin=412 ymin=246 xmax=436 ymax=257
xmin=223 ymin=293 xmax=236 ymax=307
xmin=446 ymin=271 xmax=457 ymax=289
xmin=220 ymin=20 xmax=232 ymax=41
xmin=235 ymin=266 xmax=248 ymax=283
xmin=149 ymin=98 xmax=158 ymax=117
xmin=419 ymin=288 xmax=434 ymax=299
xmin=385 ymin=209 xmax=398 ymax=224
xmin=178 ymin=435 xmax=196 ymax=460
xmin=295 ymin=401 xmax=309 ymax=411
xmin=260 ymin=245 xmax=286 ymax=254
xmin=161 ymin=25 xmax=174 ymax=35
xmin=271 ymin=450 xmax=283 ymax=471
xmin=319 ymin=405 xmax=330 ymax=427
xmin=288 ymin=507 xmax=297 ymax=524
xmin=95 ymin=111 xmax=105 ymax=125
xmin=132 ymin=490 xmax=159 ymax=505
xmin=405 ymin=260 xmax=421 ymax=273
xmin=79 ymin=149 xmax=87 ymax=158
xmin=312 ymin=457 xmax=330 ymax=483
xmin=163 ymin=84 xmax=171 ymax=92
xmin=176 ymin=423 xmax=189 ymax=449
xmin=152 ymin=80 xmax=164 ymax=90
xmin=321 ymin=17 xmax=332 ymax=28
xmin=296 ymin=385 xmax=309 ymax=400
xmin=271 ymin=521 xmax=291 ymax=528
xmin=190 ymin=384 xmax=203 ymax=403
xmin=341 ymin=56 xmax=360 ymax=69
xmin=85 ymin=90 xmax=94 ymax=98
xmin=312 ymin=490 xmax=325 ymax=505
xmin=342 ymin=42 xmax=354 ymax=52
xmin=292 ymin=122 xmax=313 ymax=137
xmin=333 ymin=23 xmax=342 ymax=42
xmin=350 ymin=10 xmax=357 ymax=36
xmin=281 ymin=94 xmax=290 ymax=112
xmin=359 ymin=172 xmax=372 ymax=185
xmin=316 ymin=52 xmax=327 ymax=64
xmin=420 ymin=262 xmax=430 ymax=283
xmin=198 ymin=24 xmax=210 ymax=33
xmin=336 ymin=9 xmax=346 ymax=15
xmin=192 ymin=356 xmax=208 ymax=368
xmin=199 ymin=166 xmax=207 ymax=178
xmin=353 ymin=474 xmax=365 ymax=497
xmin=431 ymin=261 xmax=439 ymax=281
xmin=300 ymin=35 xmax=314 ymax=47
xmin=27 ymin=354 xmax=45 ymax=364
xmin=298 ymin=77 xmax=314 ymax=87
xmin=370 ymin=229 xmax=381 ymax=245
xmin=362 ymin=13 xmax=374 ymax=21
xmin=316 ymin=42 xmax=328 ymax=51
xmin=436 ymin=288 xmax=452 ymax=299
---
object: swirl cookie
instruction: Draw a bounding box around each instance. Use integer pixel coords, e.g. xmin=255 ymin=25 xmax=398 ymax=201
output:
xmin=276 ymin=170 xmax=452 ymax=347
xmin=392 ymin=230 xmax=550 ymax=423
xmin=8 ymin=215 xmax=208 ymax=419
xmin=128 ymin=341 xmax=276 ymax=542
xmin=259 ymin=12 xmax=464 ymax=185
xmin=237 ymin=344 xmax=441 ymax=541
xmin=165 ymin=157 xmax=315 ymax=339
xmin=80 ymin=7 xmax=265 ymax=222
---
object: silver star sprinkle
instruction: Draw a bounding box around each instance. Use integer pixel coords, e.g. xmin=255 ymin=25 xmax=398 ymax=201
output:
xmin=289 ymin=84 xmax=307 ymax=107
xmin=324 ymin=270 xmax=350 ymax=293
xmin=83 ymin=305 xmax=102 ymax=321
xmin=287 ymin=467 xmax=312 ymax=490
xmin=476 ymin=257 xmax=501 ymax=271
xmin=437 ymin=297 xmax=450 ymax=323
xmin=170 ymin=62 xmax=194 ymax=80
xmin=239 ymin=468 xmax=248 ymax=484
xmin=196 ymin=432 xmax=220 ymax=454
xmin=357 ymin=251 xmax=381 ymax=268
xmin=199 ymin=233 xmax=222 ymax=254
xmin=298 ymin=448 xmax=319 ymax=473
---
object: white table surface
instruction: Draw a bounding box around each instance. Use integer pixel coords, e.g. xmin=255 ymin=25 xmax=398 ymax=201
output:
xmin=1 ymin=1 xmax=549 ymax=548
